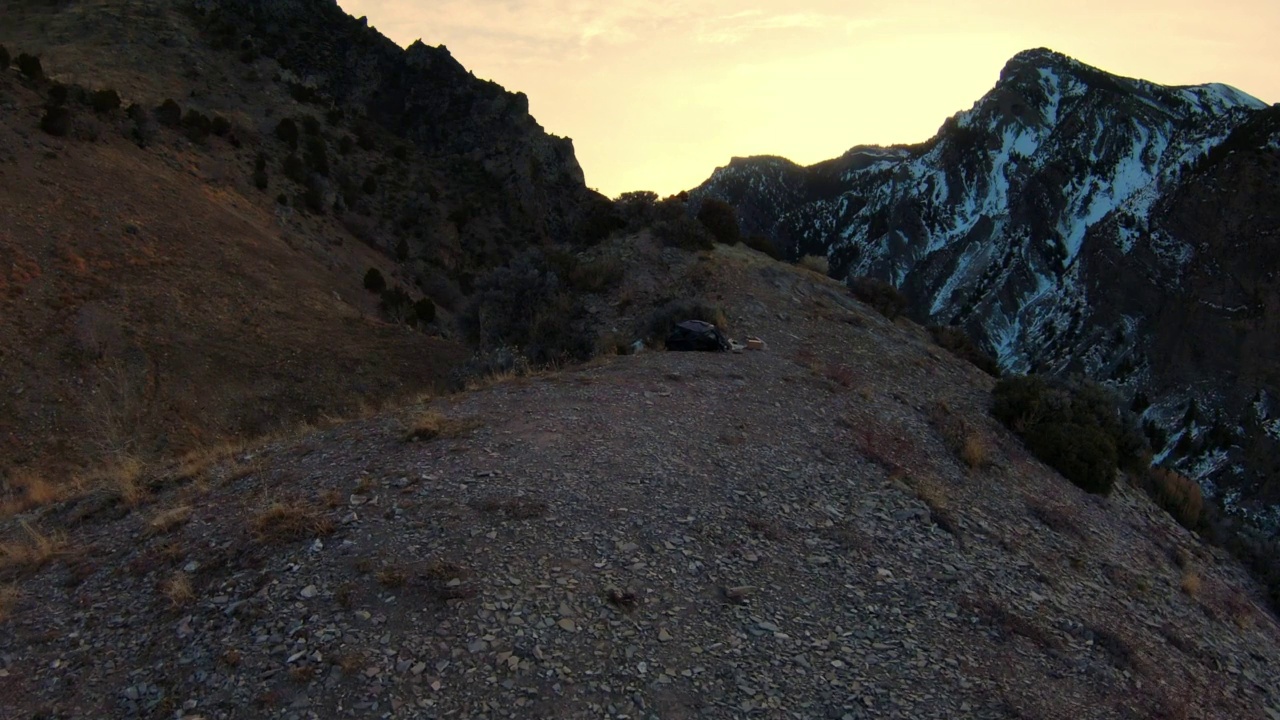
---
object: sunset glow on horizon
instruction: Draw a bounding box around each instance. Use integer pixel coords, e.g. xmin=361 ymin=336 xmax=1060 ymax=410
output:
xmin=337 ymin=0 xmax=1279 ymax=198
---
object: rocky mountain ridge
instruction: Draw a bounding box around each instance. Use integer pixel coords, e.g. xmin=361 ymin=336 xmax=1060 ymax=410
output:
xmin=691 ymin=48 xmax=1280 ymax=513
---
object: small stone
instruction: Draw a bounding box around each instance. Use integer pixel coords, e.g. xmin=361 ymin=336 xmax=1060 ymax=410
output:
xmin=300 ymin=585 xmax=318 ymax=599
xmin=658 ymin=629 xmax=672 ymax=643
xmin=558 ymin=619 xmax=576 ymax=632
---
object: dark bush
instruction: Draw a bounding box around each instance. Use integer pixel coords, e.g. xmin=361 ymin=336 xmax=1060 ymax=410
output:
xmin=90 ymin=89 xmax=121 ymax=113
xmin=16 ymin=53 xmax=42 ymax=80
xmin=363 ymin=267 xmax=386 ymax=293
xmin=568 ymin=256 xmax=625 ymax=294
xmin=696 ymin=198 xmax=741 ymax=245
xmin=379 ymin=286 xmax=414 ymax=322
xmin=326 ymin=108 xmax=344 ymax=126
xmin=301 ymin=115 xmax=321 ymax=136
xmin=992 ymin=375 xmax=1148 ymax=495
xmin=744 ymin=234 xmax=785 ymax=260
xmin=47 ymin=83 xmax=69 ymax=107
xmin=391 ymin=144 xmax=409 ymax=161
xmin=395 ymin=238 xmax=409 ymax=262
xmin=849 ymin=276 xmax=908 ymax=319
xmin=928 ymin=325 xmax=1000 ymax=377
xmin=303 ymin=136 xmax=329 ymax=176
xmin=462 ymin=250 xmax=595 ymax=366
xmin=338 ymin=135 xmax=355 ymax=155
xmin=361 ymin=175 xmax=377 ymax=195
xmin=654 ymin=215 xmax=714 ymax=251
xmin=275 ymin=118 xmax=299 ymax=148
xmin=40 ymin=107 xmax=72 ymax=137
xmin=182 ymin=109 xmax=212 ymax=142
xmin=413 ymin=297 xmax=436 ymax=325
xmin=276 ymin=193 xmax=289 ymax=206
xmin=211 ymin=115 xmax=232 ymax=136
xmin=282 ymin=154 xmax=307 ymax=183
xmin=253 ymin=166 xmax=269 ymax=190
xmin=615 ymin=190 xmax=658 ymax=227
xmin=156 ymin=99 xmax=182 ymax=127
xmin=0 ymin=45 xmax=9 ymax=70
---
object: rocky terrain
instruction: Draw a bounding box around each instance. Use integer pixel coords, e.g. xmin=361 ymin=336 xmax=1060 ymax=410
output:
xmin=3 ymin=242 xmax=1280 ymax=719
xmin=691 ymin=49 xmax=1280 ymax=515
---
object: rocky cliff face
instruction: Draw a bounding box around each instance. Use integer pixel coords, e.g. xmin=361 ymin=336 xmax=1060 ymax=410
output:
xmin=692 ymin=49 xmax=1280 ymax=512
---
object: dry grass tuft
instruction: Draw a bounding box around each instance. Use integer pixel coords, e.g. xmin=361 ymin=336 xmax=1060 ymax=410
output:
xmin=959 ymin=434 xmax=990 ymax=470
xmin=105 ymin=455 xmax=149 ymax=507
xmin=0 ymin=521 xmax=68 ymax=575
xmin=1143 ymin=467 xmax=1204 ymax=531
xmin=0 ymin=584 xmax=21 ymax=622
xmin=1180 ymin=571 xmax=1201 ymax=597
xmin=146 ymin=505 xmax=193 ymax=537
xmin=376 ymin=565 xmax=408 ymax=588
xmin=1 ymin=468 xmax=64 ymax=517
xmin=250 ymin=500 xmax=334 ymax=544
xmin=162 ymin=571 xmax=194 ymax=607
xmin=402 ymin=411 xmax=484 ymax=443
xmin=798 ymin=254 xmax=830 ymax=276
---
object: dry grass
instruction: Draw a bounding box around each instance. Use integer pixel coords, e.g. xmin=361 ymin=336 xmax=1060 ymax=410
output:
xmin=0 ymin=468 xmax=64 ymax=517
xmin=959 ymin=434 xmax=990 ymax=470
xmin=1180 ymin=571 xmax=1202 ymax=597
xmin=798 ymin=254 xmax=830 ymax=275
xmin=0 ymin=521 xmax=68 ymax=576
xmin=403 ymin=411 xmax=484 ymax=442
xmin=0 ymin=584 xmax=20 ymax=622
xmin=250 ymin=500 xmax=335 ymax=544
xmin=146 ymin=505 xmax=192 ymax=537
xmin=376 ymin=565 xmax=408 ymax=588
xmin=162 ymin=571 xmax=194 ymax=607
xmin=1144 ymin=467 xmax=1204 ymax=530
xmin=104 ymin=455 xmax=149 ymax=507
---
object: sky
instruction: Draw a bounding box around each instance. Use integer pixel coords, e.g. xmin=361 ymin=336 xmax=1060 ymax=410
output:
xmin=336 ymin=0 xmax=1278 ymax=198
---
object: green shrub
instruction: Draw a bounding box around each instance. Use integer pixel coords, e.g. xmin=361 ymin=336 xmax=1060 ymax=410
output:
xmin=462 ymin=250 xmax=595 ymax=365
xmin=991 ymin=375 xmax=1148 ymax=495
xmin=16 ymin=53 xmax=42 ymax=80
xmin=361 ymin=176 xmax=377 ymax=194
xmin=326 ymin=108 xmax=345 ymax=126
xmin=211 ymin=115 xmax=231 ymax=136
xmin=654 ymin=215 xmax=713 ymax=251
xmin=363 ymin=267 xmax=386 ymax=293
xmin=338 ymin=135 xmax=355 ymax=155
xmin=39 ymin=107 xmax=72 ymax=137
xmin=275 ymin=118 xmax=299 ymax=148
xmin=182 ymin=110 xmax=212 ymax=142
xmin=744 ymin=234 xmax=784 ymax=260
xmin=47 ymin=83 xmax=69 ymax=107
xmin=303 ymin=136 xmax=329 ymax=176
xmin=928 ymin=325 xmax=1000 ymax=377
xmin=568 ymin=256 xmax=625 ymax=294
xmin=848 ymin=276 xmax=908 ymax=319
xmin=0 ymin=45 xmax=10 ymax=70
xmin=282 ymin=154 xmax=307 ymax=183
xmin=413 ymin=298 xmax=436 ymax=325
xmin=302 ymin=115 xmax=321 ymax=136
xmin=696 ymin=198 xmax=741 ymax=245
xmin=155 ymin=99 xmax=182 ymax=127
xmin=90 ymin=89 xmax=121 ymax=113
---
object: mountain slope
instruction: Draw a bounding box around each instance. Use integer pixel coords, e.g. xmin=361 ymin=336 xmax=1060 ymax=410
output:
xmin=691 ymin=48 xmax=1279 ymax=510
xmin=2 ymin=241 xmax=1279 ymax=719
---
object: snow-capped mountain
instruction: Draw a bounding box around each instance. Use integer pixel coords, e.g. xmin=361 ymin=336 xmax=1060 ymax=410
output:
xmin=692 ymin=48 xmax=1280 ymax=509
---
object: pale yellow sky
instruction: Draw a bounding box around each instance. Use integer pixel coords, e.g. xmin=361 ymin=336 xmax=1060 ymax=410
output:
xmin=337 ymin=0 xmax=1278 ymax=197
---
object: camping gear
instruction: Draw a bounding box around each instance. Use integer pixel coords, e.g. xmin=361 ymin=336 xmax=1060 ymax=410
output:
xmin=665 ymin=320 xmax=729 ymax=352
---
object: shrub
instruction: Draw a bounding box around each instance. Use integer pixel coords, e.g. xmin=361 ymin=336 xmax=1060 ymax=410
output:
xmin=90 ymin=89 xmax=121 ymax=113
xmin=39 ymin=107 xmax=72 ymax=137
xmin=47 ymin=83 xmax=68 ymax=107
xmin=253 ymin=167 xmax=269 ymax=190
xmin=568 ymin=256 xmax=625 ymax=294
xmin=363 ymin=267 xmax=386 ymax=293
xmin=302 ymin=115 xmax=321 ymax=135
xmin=15 ymin=53 xmax=42 ymax=80
xmin=744 ymin=234 xmax=784 ymax=260
xmin=282 ymin=154 xmax=307 ymax=183
xmin=303 ymin=136 xmax=329 ymax=176
xmin=654 ymin=215 xmax=714 ymax=251
xmin=182 ymin=109 xmax=212 ymax=142
xmin=361 ymin=175 xmax=377 ymax=194
xmin=573 ymin=196 xmax=626 ymax=246
xmin=0 ymin=45 xmax=9 ymax=70
xmin=798 ymin=254 xmax=830 ymax=275
xmin=1142 ymin=467 xmax=1204 ymax=530
xmin=928 ymin=325 xmax=1000 ymax=377
xmin=992 ymin=375 xmax=1148 ymax=495
xmin=211 ymin=115 xmax=231 ymax=136
xmin=155 ymin=99 xmax=182 ymax=127
xmin=848 ymin=276 xmax=908 ymax=319
xmin=413 ymin=297 xmax=436 ymax=325
xmin=696 ymin=198 xmax=741 ymax=245
xmin=275 ymin=118 xmax=299 ymax=148
xmin=338 ymin=135 xmax=355 ymax=155
xmin=462 ymin=250 xmax=595 ymax=365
